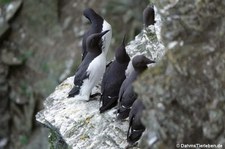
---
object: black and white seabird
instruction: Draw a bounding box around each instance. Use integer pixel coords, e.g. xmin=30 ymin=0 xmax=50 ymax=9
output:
xmin=100 ymin=36 xmax=130 ymax=113
xmin=127 ymin=99 xmax=145 ymax=145
xmin=117 ymin=55 xmax=155 ymax=119
xmin=68 ymin=30 xmax=110 ymax=100
xmin=82 ymin=8 xmax=112 ymax=60
xmin=143 ymin=5 xmax=155 ymax=27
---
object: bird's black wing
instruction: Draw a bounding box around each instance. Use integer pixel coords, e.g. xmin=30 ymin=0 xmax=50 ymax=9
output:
xmin=68 ymin=55 xmax=94 ymax=97
xmin=68 ymin=70 xmax=89 ymax=97
xmin=106 ymin=60 xmax=113 ymax=68
xmin=101 ymin=60 xmax=114 ymax=95
xmin=121 ymin=85 xmax=137 ymax=107
xmin=127 ymin=115 xmax=134 ymax=141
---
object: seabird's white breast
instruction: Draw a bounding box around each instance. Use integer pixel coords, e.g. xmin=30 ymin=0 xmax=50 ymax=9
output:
xmin=101 ymin=20 xmax=112 ymax=55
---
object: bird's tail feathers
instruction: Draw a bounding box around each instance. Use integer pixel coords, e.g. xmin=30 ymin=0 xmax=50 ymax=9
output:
xmin=127 ymin=116 xmax=145 ymax=144
xmin=68 ymin=86 xmax=80 ymax=98
xmin=99 ymin=96 xmax=118 ymax=113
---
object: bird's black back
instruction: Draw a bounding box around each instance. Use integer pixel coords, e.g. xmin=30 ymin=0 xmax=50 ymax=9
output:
xmin=118 ymin=70 xmax=138 ymax=103
xmin=100 ymin=61 xmax=128 ymax=112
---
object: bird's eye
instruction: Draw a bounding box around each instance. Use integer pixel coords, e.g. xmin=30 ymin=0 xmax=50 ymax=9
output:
xmin=122 ymin=105 xmax=131 ymax=110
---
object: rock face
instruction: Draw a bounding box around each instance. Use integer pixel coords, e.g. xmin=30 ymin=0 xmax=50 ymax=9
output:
xmin=36 ymin=77 xmax=129 ymax=149
xmin=135 ymin=0 xmax=225 ymax=148
xmin=0 ymin=1 xmax=23 ymax=148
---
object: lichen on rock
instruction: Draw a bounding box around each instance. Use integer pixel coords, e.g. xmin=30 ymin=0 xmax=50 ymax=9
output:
xmin=126 ymin=10 xmax=165 ymax=61
xmin=135 ymin=0 xmax=225 ymax=148
xmin=36 ymin=77 xmax=129 ymax=149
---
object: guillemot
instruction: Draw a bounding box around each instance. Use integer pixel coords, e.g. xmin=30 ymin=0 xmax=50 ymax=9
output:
xmin=100 ymin=36 xmax=130 ymax=113
xmin=117 ymin=55 xmax=155 ymax=119
xmin=68 ymin=30 xmax=110 ymax=100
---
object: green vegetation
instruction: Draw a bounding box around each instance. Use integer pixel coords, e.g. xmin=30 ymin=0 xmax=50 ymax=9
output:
xmin=19 ymin=135 xmax=29 ymax=145
xmin=49 ymin=130 xmax=69 ymax=149
xmin=49 ymin=130 xmax=57 ymax=149
xmin=0 ymin=0 xmax=11 ymax=5
xmin=20 ymin=50 xmax=34 ymax=63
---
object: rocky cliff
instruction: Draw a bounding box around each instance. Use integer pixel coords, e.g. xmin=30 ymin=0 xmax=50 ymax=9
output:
xmin=136 ymin=0 xmax=225 ymax=148
xmin=36 ymin=0 xmax=225 ymax=148
xmin=35 ymin=16 xmax=164 ymax=148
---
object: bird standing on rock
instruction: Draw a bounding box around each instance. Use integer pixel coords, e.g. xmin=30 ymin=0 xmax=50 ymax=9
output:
xmin=117 ymin=55 xmax=155 ymax=119
xmin=100 ymin=36 xmax=130 ymax=113
xmin=127 ymin=99 xmax=145 ymax=145
xmin=82 ymin=8 xmax=112 ymax=60
xmin=68 ymin=30 xmax=110 ymax=101
xmin=143 ymin=5 xmax=155 ymax=27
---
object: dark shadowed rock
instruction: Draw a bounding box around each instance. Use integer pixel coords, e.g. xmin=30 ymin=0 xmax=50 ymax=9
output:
xmin=0 ymin=22 xmax=10 ymax=41
xmin=5 ymin=0 xmax=23 ymax=22
xmin=1 ymin=49 xmax=23 ymax=65
xmin=135 ymin=0 xmax=225 ymax=148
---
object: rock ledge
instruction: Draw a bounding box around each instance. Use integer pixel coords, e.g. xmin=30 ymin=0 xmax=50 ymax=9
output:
xmin=36 ymin=77 xmax=129 ymax=149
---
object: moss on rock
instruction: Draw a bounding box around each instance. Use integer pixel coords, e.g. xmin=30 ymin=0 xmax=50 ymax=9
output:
xmin=136 ymin=0 xmax=225 ymax=148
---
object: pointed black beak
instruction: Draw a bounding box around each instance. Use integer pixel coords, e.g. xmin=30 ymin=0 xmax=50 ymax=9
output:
xmin=99 ymin=30 xmax=110 ymax=37
xmin=145 ymin=58 xmax=155 ymax=64
xmin=122 ymin=34 xmax=126 ymax=46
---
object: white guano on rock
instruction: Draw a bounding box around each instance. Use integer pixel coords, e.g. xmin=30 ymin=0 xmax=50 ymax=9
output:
xmin=36 ymin=77 xmax=129 ymax=149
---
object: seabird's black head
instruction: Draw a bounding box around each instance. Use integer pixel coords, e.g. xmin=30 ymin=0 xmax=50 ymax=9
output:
xmin=83 ymin=8 xmax=103 ymax=24
xmin=132 ymin=55 xmax=155 ymax=71
xmin=86 ymin=30 xmax=109 ymax=53
xmin=143 ymin=5 xmax=155 ymax=27
xmin=115 ymin=35 xmax=130 ymax=63
xmin=82 ymin=8 xmax=104 ymax=60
